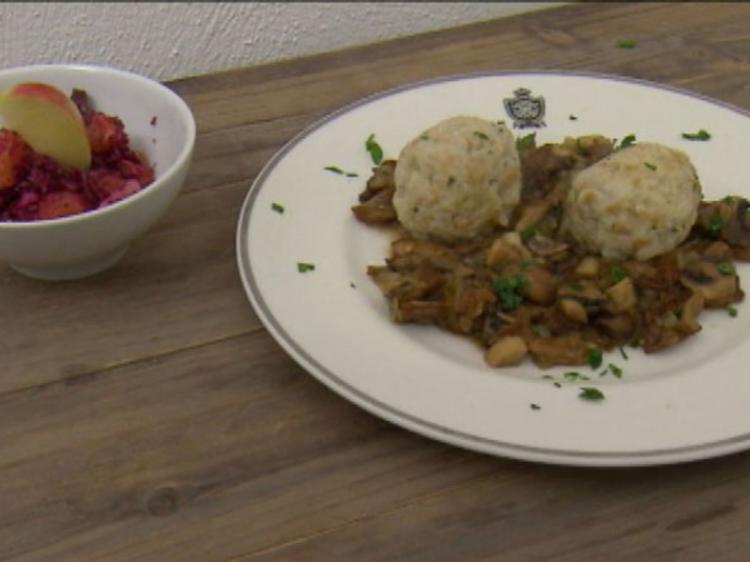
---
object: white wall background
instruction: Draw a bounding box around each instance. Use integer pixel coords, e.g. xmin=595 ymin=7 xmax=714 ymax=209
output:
xmin=0 ymin=3 xmax=558 ymax=81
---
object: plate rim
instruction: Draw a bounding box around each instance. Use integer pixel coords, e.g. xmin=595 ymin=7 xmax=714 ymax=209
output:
xmin=236 ymin=69 xmax=750 ymax=467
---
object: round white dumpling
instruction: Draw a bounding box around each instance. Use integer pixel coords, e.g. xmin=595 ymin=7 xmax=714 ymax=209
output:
xmin=563 ymin=142 xmax=702 ymax=261
xmin=393 ymin=116 xmax=521 ymax=242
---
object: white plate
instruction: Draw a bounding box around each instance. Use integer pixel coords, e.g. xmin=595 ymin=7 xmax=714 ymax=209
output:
xmin=237 ymin=71 xmax=750 ymax=467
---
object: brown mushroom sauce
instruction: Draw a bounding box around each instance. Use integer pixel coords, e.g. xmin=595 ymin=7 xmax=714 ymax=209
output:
xmin=352 ymin=135 xmax=746 ymax=368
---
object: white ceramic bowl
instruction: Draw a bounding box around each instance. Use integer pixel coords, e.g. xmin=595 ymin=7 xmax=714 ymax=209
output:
xmin=0 ymin=64 xmax=196 ymax=280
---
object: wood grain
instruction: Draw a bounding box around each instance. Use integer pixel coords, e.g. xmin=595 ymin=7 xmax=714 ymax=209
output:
xmin=4 ymin=3 xmax=750 ymax=561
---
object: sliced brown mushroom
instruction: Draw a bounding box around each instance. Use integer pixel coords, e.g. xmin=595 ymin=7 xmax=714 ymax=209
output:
xmin=557 ymin=282 xmax=606 ymax=315
xmin=702 ymin=240 xmax=733 ymax=261
xmin=486 ymin=232 xmax=531 ymax=267
xmin=574 ymin=256 xmax=600 ymax=278
xmin=642 ymin=325 xmax=683 ymax=353
xmin=526 ymin=234 xmax=570 ymax=260
xmin=514 ymin=200 xmax=552 ymax=232
xmin=391 ymin=300 xmax=444 ymax=324
xmin=605 ymin=278 xmax=637 ymax=313
xmin=559 ymin=298 xmax=588 ymax=323
xmin=351 ymin=187 xmax=396 ymax=224
xmin=522 ymin=266 xmax=557 ymax=305
xmin=721 ymin=198 xmax=750 ymax=248
xmin=678 ymin=293 xmax=705 ymax=334
xmin=484 ymin=336 xmax=528 ymax=367
xmin=595 ymin=314 xmax=635 ymax=341
xmin=357 ymin=160 xmax=396 ymax=202
xmin=680 ymin=261 xmax=739 ymax=307
xmin=388 ymin=238 xmax=458 ymax=271
xmin=528 ymin=334 xmax=588 ymax=368
xmin=367 ymin=266 xmax=441 ymax=300
xmin=519 ymin=144 xmax=576 ymax=201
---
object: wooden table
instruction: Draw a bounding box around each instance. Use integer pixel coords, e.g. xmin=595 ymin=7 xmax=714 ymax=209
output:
xmin=4 ymin=3 xmax=750 ymax=560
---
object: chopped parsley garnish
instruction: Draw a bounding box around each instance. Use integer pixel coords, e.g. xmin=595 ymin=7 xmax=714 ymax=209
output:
xmin=717 ymin=262 xmax=736 ymax=275
xmin=617 ymin=134 xmax=637 ymax=150
xmin=586 ymin=346 xmax=603 ymax=369
xmin=644 ymin=162 xmax=657 ymax=171
xmin=324 ymin=166 xmax=358 ymax=177
xmin=619 ymin=346 xmax=629 ymax=360
xmin=474 ymin=131 xmax=489 ymax=140
xmin=579 ymin=387 xmax=605 ymax=401
xmin=682 ymin=129 xmax=711 ymax=141
xmin=564 ymin=371 xmax=582 ymax=381
xmin=297 ymin=262 xmax=316 ymax=273
xmin=728 ymin=305 xmax=738 ymax=317
xmin=599 ymin=369 xmax=608 ymax=377
xmin=365 ymin=133 xmax=384 ymax=165
xmin=520 ymin=226 xmax=537 ymax=240
xmin=518 ymin=258 xmax=533 ymax=271
xmin=617 ymin=38 xmax=637 ymax=49
xmin=515 ymin=132 xmax=537 ymax=151
xmin=350 ymin=281 xmax=356 ymax=289
xmin=496 ymin=120 xmax=506 ymax=128
xmin=492 ymin=274 xmax=527 ymax=312
xmin=420 ymin=134 xmax=429 ymax=140
xmin=608 ymin=363 xmax=623 ymax=378
xmin=531 ymin=324 xmax=545 ymax=337
xmin=610 ymin=265 xmax=626 ymax=284
xmin=554 ymin=382 xmax=562 ymax=388
xmin=569 ymin=114 xmax=578 ymax=121
xmin=542 ymin=374 xmax=554 ymax=380
xmin=271 ymin=202 xmax=285 ymax=214
xmin=707 ymin=213 xmax=726 ymax=235
xmin=530 ymin=403 xmax=542 ymax=411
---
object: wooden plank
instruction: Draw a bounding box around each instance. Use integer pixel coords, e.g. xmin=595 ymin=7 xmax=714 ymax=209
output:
xmin=4 ymin=3 xmax=750 ymax=561
xmin=0 ymin=331 xmax=494 ymax=561
xmin=0 ymin=180 xmax=258 ymax=395
xmin=170 ymin=3 xmax=750 ymax=135
xmin=4 ymin=330 xmax=750 ymax=561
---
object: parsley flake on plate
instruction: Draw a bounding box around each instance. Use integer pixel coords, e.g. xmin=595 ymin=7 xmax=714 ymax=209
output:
xmin=682 ymin=129 xmax=711 ymax=141
xmin=297 ymin=262 xmax=315 ymax=273
xmin=324 ymin=166 xmax=358 ymax=177
xmin=579 ymin=387 xmax=605 ymax=401
xmin=365 ymin=133 xmax=384 ymax=165
xmin=271 ymin=202 xmax=285 ymax=214
xmin=586 ymin=346 xmax=603 ymax=370
xmin=617 ymin=38 xmax=637 ymax=49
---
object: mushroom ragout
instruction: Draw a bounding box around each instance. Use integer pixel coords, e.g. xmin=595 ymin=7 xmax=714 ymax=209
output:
xmin=352 ymin=135 xmax=747 ymax=368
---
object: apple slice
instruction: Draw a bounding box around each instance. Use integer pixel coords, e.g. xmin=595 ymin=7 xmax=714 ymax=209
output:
xmin=0 ymin=82 xmax=91 ymax=170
